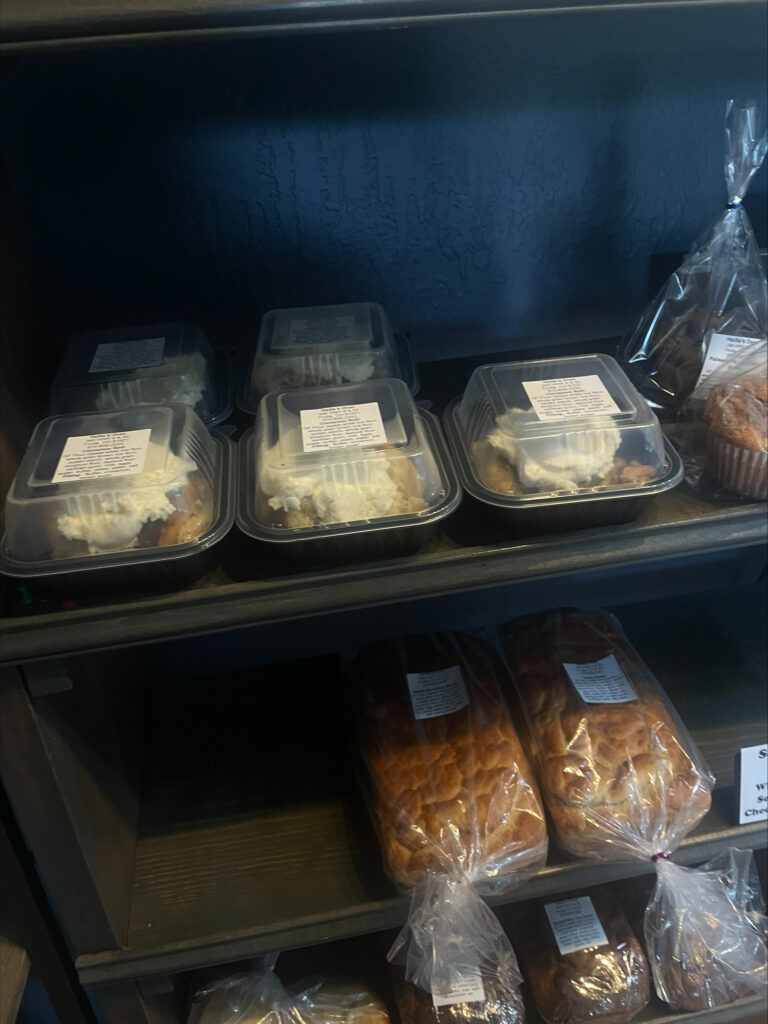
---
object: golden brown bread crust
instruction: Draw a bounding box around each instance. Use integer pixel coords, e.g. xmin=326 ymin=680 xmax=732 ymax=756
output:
xmin=497 ymin=610 xmax=712 ymax=860
xmin=391 ymin=964 xmax=525 ymax=1024
xmin=353 ymin=633 xmax=548 ymax=889
xmin=522 ymin=891 xmax=650 ymax=1024
xmin=300 ymin=981 xmax=391 ymax=1024
xmin=703 ymin=377 xmax=768 ymax=452
xmin=157 ymin=477 xmax=213 ymax=546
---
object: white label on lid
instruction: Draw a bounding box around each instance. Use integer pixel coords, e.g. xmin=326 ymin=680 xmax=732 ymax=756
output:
xmin=692 ymin=333 xmax=761 ymax=400
xmin=406 ymin=666 xmax=469 ymax=720
xmin=432 ymin=965 xmax=486 ymax=1007
xmin=89 ymin=338 xmax=165 ymax=372
xmin=562 ymin=654 xmax=637 ymax=704
xmin=523 ymin=375 xmax=621 ymax=421
xmin=545 ymin=896 xmax=609 ymax=955
xmin=739 ymin=743 xmax=768 ymax=825
xmin=278 ymin=315 xmax=357 ymax=349
xmin=300 ymin=402 xmax=387 ymax=453
xmin=52 ymin=428 xmax=152 ymax=483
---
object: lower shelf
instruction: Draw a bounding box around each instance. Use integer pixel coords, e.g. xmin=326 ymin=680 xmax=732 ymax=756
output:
xmin=76 ymin=589 xmax=768 ymax=986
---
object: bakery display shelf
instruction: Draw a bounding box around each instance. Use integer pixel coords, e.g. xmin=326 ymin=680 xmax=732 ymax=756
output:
xmin=3 ymin=337 xmax=766 ymax=666
xmin=2 ymin=474 xmax=765 ymax=667
xmin=75 ymin=596 xmax=768 ymax=986
xmin=2 ymin=0 xmax=762 ymax=52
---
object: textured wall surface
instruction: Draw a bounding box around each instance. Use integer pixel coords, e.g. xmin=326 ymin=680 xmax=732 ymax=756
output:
xmin=2 ymin=6 xmax=766 ymax=361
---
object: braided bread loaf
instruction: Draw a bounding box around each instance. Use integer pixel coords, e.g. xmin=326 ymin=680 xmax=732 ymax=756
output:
xmin=352 ymin=632 xmax=547 ymax=889
xmin=497 ymin=610 xmax=712 ymax=860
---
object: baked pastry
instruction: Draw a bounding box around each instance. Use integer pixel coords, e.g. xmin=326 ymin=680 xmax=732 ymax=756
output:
xmin=53 ymin=444 xmax=212 ymax=555
xmin=352 ymin=632 xmax=548 ymax=889
xmin=471 ymin=412 xmax=656 ymax=497
xmin=648 ymin=940 xmax=760 ymax=1012
xmin=522 ymin=890 xmax=650 ymax=1024
xmin=497 ymin=610 xmax=712 ymax=860
xmin=645 ymin=848 xmax=768 ymax=1011
xmin=190 ymin=976 xmax=390 ymax=1024
xmin=703 ymin=376 xmax=767 ymax=499
xmin=299 ymin=981 xmax=390 ymax=1024
xmin=258 ymin=447 xmax=427 ymax=528
xmin=392 ymin=964 xmax=525 ymax=1024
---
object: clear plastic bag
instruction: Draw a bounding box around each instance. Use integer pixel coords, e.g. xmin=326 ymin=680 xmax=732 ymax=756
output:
xmin=350 ymin=632 xmax=547 ymax=1008
xmin=496 ymin=609 xmax=768 ymax=1010
xmin=390 ymin=875 xmax=525 ymax=1024
xmin=645 ymin=848 xmax=768 ymax=1010
xmin=520 ymin=888 xmax=650 ymax=1024
xmin=497 ymin=609 xmax=713 ymax=862
xmin=188 ymin=963 xmax=391 ymax=1024
xmin=621 ymin=101 xmax=767 ymax=410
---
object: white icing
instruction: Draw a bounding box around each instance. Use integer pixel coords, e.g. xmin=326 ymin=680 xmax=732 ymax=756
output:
xmin=259 ymin=441 xmax=402 ymax=524
xmin=488 ymin=409 xmax=621 ymax=492
xmin=56 ymin=442 xmax=197 ymax=553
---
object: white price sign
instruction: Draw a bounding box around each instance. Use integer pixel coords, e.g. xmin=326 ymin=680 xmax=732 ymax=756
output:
xmin=739 ymin=744 xmax=768 ymax=825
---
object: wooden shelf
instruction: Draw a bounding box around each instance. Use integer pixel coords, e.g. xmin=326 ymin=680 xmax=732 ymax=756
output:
xmin=2 ymin=462 xmax=765 ymax=667
xmin=76 ymin=593 xmax=768 ymax=985
xmin=3 ymin=341 xmax=766 ymax=666
xmin=2 ymin=0 xmax=763 ymax=52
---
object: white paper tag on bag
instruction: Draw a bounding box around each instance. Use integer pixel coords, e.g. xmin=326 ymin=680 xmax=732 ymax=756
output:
xmin=52 ymin=428 xmax=152 ymax=483
xmin=739 ymin=743 xmax=768 ymax=825
xmin=89 ymin=338 xmax=165 ymax=372
xmin=432 ymin=965 xmax=486 ymax=1007
xmin=523 ymin=375 xmax=620 ymax=421
xmin=280 ymin=315 xmax=357 ymax=348
xmin=692 ymin=333 xmax=761 ymax=400
xmin=545 ymin=896 xmax=609 ymax=955
xmin=300 ymin=403 xmax=387 ymax=453
xmin=407 ymin=666 xmax=469 ymax=720
xmin=562 ymin=655 xmax=637 ymax=704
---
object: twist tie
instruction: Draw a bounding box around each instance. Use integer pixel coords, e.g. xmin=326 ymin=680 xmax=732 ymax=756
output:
xmin=727 ymin=200 xmax=742 ymax=210
xmin=651 ymin=852 xmax=670 ymax=862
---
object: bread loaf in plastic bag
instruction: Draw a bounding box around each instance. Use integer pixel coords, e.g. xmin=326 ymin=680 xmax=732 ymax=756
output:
xmin=351 ymin=632 xmax=546 ymax=1015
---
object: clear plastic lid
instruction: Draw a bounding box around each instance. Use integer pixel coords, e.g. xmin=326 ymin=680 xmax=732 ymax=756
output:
xmin=1 ymin=405 xmax=233 ymax=575
xmin=242 ymin=379 xmax=455 ymax=538
xmin=453 ymin=353 xmax=667 ymax=500
xmin=239 ymin=302 xmax=409 ymax=410
xmin=50 ymin=322 xmax=232 ymax=426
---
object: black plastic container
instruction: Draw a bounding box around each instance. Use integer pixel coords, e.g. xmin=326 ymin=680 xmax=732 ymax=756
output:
xmin=237 ymin=381 xmax=460 ymax=564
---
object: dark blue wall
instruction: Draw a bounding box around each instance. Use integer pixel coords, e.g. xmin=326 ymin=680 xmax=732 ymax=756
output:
xmin=2 ymin=5 xmax=766 ymax=361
